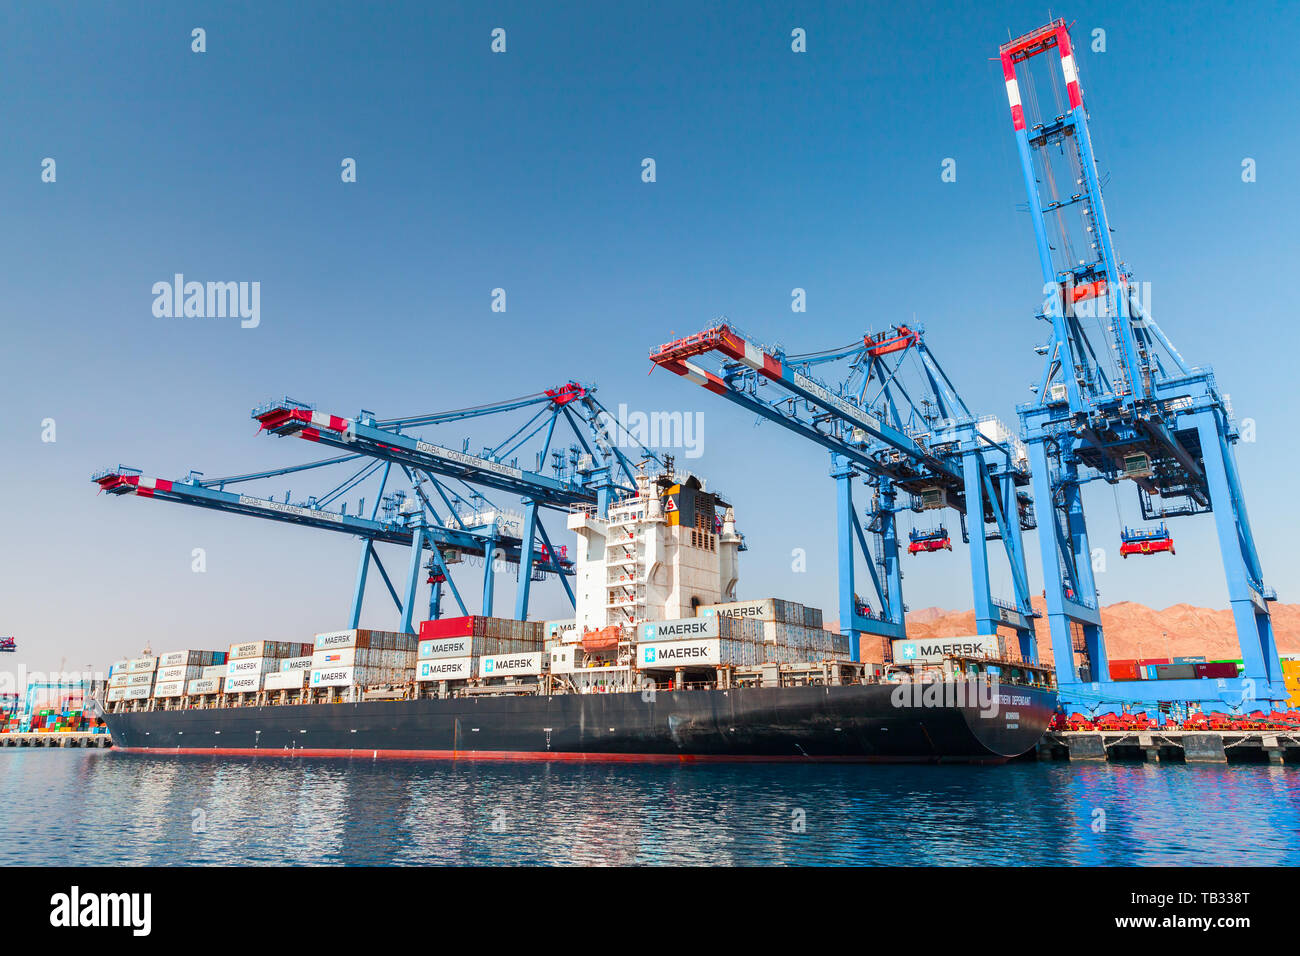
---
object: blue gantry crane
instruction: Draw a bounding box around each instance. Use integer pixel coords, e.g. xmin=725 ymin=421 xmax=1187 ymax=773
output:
xmin=93 ymin=384 xmax=660 ymax=634
xmin=651 ymin=322 xmax=1038 ymax=664
xmin=998 ymin=19 xmax=1284 ymax=710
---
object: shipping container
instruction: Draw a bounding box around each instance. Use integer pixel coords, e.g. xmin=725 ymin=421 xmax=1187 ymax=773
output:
xmin=186 ymin=677 xmax=223 ymax=695
xmin=1108 ymin=659 xmax=1142 ymax=681
xmin=314 ymin=628 xmax=409 ymax=652
xmin=545 ymin=620 xmax=580 ymax=644
xmin=415 ymin=657 xmax=474 ymax=682
xmin=156 ymin=664 xmax=204 ymax=684
xmin=418 ymin=616 xmax=544 ymax=644
xmin=223 ymin=674 xmax=262 ymax=693
xmin=263 ymin=670 xmax=307 ymax=691
xmin=311 ymin=646 xmax=415 ymax=672
xmin=108 ymin=671 xmax=155 ymax=689
xmin=480 ymin=652 xmax=546 ymax=678
xmin=280 ymin=656 xmax=314 ymax=672
xmin=418 ymin=634 xmax=539 ymax=660
xmin=641 ymin=617 xmax=719 ymax=642
xmin=1194 ymin=661 xmax=1241 ymax=679
xmin=1155 ymin=663 xmax=1196 ymax=680
xmin=124 ymin=657 xmax=158 ymax=674
xmin=152 ymin=680 xmax=186 ymax=699
xmin=1172 ymin=656 xmax=1206 ymax=665
xmin=228 ymin=640 xmax=313 ymax=661
xmin=225 ymin=657 xmax=280 ymax=679
xmin=158 ymin=649 xmax=226 ymax=669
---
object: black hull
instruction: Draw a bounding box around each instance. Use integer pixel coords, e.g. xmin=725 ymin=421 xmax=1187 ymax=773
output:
xmin=103 ymin=683 xmax=1056 ymax=763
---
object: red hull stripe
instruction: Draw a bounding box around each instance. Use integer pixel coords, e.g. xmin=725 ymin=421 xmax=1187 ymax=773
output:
xmin=113 ymin=746 xmax=1007 ymax=765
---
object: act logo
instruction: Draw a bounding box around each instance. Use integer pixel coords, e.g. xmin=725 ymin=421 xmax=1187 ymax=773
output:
xmin=484 ymin=660 xmax=495 ymax=673
xmin=642 ymin=624 xmax=656 ymax=640
xmin=900 ymin=644 xmax=918 ymax=660
xmin=643 ymin=647 xmax=657 ymax=664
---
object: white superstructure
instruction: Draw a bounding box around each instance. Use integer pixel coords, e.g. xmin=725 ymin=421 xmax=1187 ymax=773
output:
xmin=567 ymin=470 xmax=743 ymax=638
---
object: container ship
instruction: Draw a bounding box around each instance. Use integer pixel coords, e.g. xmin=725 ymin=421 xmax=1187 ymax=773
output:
xmin=101 ymin=469 xmax=1056 ymax=762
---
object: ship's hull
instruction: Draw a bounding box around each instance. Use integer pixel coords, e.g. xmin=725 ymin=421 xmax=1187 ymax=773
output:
xmin=104 ymin=683 xmax=1056 ymax=763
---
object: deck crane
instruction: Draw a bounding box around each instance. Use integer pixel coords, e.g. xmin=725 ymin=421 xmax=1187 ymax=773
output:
xmin=250 ymin=383 xmax=662 ymax=621
xmin=997 ymin=18 xmax=1284 ymax=709
xmin=651 ymin=322 xmax=1039 ymax=663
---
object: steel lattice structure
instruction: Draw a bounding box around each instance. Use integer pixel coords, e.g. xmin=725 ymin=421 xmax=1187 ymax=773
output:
xmin=999 ymin=19 xmax=1283 ymax=709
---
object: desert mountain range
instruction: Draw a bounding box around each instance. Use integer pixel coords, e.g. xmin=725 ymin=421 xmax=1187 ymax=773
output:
xmin=848 ymin=599 xmax=1299 ymax=665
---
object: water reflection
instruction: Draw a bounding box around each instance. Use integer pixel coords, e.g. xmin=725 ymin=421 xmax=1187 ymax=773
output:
xmin=1 ymin=752 xmax=1296 ymax=866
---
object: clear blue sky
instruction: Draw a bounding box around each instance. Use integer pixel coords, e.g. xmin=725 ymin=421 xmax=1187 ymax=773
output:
xmin=2 ymin=0 xmax=1297 ymax=675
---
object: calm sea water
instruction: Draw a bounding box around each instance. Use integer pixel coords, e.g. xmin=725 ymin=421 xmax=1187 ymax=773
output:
xmin=2 ymin=750 xmax=1297 ymax=865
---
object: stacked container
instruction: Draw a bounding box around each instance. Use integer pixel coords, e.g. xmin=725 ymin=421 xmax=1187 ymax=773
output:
xmin=699 ymin=601 xmax=846 ymax=664
xmin=636 ymin=612 xmax=849 ymax=671
xmin=107 ymin=656 xmax=157 ymax=703
xmin=310 ymin=629 xmax=418 ymax=690
xmin=226 ymin=640 xmax=313 ymax=694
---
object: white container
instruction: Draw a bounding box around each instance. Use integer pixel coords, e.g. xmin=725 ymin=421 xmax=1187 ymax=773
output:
xmin=106 ymin=687 xmax=127 ymax=702
xmin=200 ymin=665 xmax=227 ymax=680
xmin=152 ymin=680 xmax=185 ymax=699
xmin=124 ymin=685 xmax=152 ymax=700
xmin=890 ymin=635 xmax=1001 ymax=665
xmin=314 ymin=630 xmax=362 ymax=651
xmin=312 ymin=647 xmax=358 ymax=668
xmin=224 ymin=674 xmax=261 ymax=693
xmin=418 ymin=636 xmax=474 ymax=660
xmin=186 ymin=677 xmax=223 ymax=695
xmin=156 ymin=665 xmax=203 ymax=683
xmin=637 ymin=638 xmax=721 ymax=669
xmin=640 ymin=617 xmax=719 ymax=642
xmin=545 ymin=619 xmax=579 ymax=644
xmin=226 ymin=657 xmax=276 ymax=678
xmin=158 ymin=650 xmax=222 ymax=669
xmin=125 ymin=657 xmax=158 ymax=674
xmin=280 ymin=656 xmax=313 ymax=672
xmin=109 ymin=671 xmax=155 ymax=689
xmin=310 ymin=666 xmax=355 ymax=689
xmin=229 ymin=640 xmax=276 ymax=660
xmin=415 ymin=657 xmax=474 ymax=682
xmin=481 ymin=652 xmax=546 ymax=678
xmin=263 ymin=670 xmax=306 ymax=691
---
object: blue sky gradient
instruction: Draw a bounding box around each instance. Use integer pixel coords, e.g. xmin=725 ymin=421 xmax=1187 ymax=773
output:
xmin=2 ymin=0 xmax=1297 ymax=673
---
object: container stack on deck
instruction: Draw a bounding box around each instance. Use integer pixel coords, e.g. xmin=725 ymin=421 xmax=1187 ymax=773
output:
xmin=186 ymin=661 xmax=230 ymax=697
xmin=701 ymin=598 xmax=848 ymax=664
xmin=309 ymin=629 xmax=418 ymax=694
xmin=415 ymin=617 xmax=546 ymax=685
xmin=153 ymin=649 xmax=226 ymax=701
xmin=106 ymin=656 xmax=158 ymax=705
xmin=226 ymin=641 xmax=312 ymax=695
xmin=631 ymin=597 xmax=849 ymax=672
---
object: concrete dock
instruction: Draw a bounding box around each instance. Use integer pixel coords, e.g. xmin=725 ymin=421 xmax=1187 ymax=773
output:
xmin=1040 ymin=730 xmax=1300 ymax=764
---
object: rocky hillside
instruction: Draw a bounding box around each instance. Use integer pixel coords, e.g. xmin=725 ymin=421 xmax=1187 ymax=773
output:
xmin=895 ymin=599 xmax=1300 ymax=665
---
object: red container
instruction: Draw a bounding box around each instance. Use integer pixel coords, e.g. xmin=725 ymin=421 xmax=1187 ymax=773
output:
xmin=1138 ymin=658 xmax=1170 ymax=666
xmin=1194 ymin=661 xmax=1239 ymax=679
xmin=1108 ymin=659 xmax=1141 ymax=681
xmin=419 ymin=616 xmax=483 ymax=640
